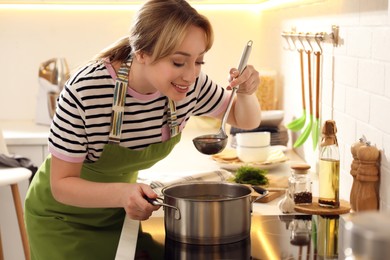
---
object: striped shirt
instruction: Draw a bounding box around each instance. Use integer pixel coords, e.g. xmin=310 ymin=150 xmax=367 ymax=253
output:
xmin=48 ymin=61 xmax=230 ymax=163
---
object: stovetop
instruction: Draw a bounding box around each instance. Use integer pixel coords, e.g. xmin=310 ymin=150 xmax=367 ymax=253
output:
xmin=134 ymin=214 xmax=340 ymax=260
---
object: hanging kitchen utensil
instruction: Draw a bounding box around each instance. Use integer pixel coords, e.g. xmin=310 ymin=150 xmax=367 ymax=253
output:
xmin=286 ymin=49 xmax=306 ymax=132
xmin=312 ymin=51 xmax=321 ymax=150
xmin=294 ymin=49 xmax=313 ymax=148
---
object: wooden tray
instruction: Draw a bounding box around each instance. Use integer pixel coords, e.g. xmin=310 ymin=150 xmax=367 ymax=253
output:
xmin=294 ymin=197 xmax=351 ymax=215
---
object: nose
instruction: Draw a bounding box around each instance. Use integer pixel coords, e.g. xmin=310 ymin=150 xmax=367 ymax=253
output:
xmin=182 ymin=64 xmax=198 ymax=83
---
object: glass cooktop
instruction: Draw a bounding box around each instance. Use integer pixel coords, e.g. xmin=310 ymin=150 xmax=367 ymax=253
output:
xmin=134 ymin=214 xmax=340 ymax=260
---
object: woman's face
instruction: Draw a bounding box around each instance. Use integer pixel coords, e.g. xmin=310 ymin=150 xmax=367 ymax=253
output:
xmin=139 ymin=25 xmax=207 ymax=101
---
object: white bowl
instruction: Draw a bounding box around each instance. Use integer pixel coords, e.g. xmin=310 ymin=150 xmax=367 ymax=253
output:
xmin=236 ymin=132 xmax=271 ymax=147
xmin=236 ymin=145 xmax=270 ymax=163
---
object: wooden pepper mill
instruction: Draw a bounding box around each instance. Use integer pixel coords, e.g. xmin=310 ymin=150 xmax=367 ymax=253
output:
xmin=349 ymin=136 xmax=366 ymax=211
xmin=355 ymin=141 xmax=380 ymax=211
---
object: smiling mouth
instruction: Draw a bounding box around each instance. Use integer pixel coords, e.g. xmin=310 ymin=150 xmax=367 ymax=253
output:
xmin=172 ymin=83 xmax=189 ymax=91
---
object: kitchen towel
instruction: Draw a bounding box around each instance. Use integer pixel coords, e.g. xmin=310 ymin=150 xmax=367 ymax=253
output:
xmin=0 ymin=153 xmax=37 ymax=183
xmin=138 ymin=170 xmax=234 ymax=196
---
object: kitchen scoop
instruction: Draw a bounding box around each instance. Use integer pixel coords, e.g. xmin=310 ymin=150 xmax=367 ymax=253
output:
xmin=193 ymin=40 xmax=253 ymax=155
xmin=312 ymin=51 xmax=321 ymax=150
xmin=286 ymin=49 xmax=306 ymax=132
xmin=294 ymin=50 xmax=313 ymax=148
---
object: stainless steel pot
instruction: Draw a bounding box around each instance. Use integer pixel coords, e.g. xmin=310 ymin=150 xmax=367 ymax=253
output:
xmin=152 ymin=182 xmax=265 ymax=245
xmin=340 ymin=211 xmax=390 ymax=259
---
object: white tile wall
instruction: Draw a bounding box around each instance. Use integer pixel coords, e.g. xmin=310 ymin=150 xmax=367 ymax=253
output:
xmin=258 ymin=0 xmax=390 ymax=212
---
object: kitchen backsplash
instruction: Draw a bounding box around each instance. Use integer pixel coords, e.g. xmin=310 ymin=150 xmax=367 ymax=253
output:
xmin=257 ymin=0 xmax=390 ymax=211
xmin=1 ymin=1 xmax=389 ymax=211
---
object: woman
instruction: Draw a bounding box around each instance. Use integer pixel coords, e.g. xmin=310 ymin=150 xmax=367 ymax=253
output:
xmin=25 ymin=0 xmax=261 ymax=259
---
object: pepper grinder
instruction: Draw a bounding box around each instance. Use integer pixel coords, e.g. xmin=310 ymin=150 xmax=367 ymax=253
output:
xmin=355 ymin=141 xmax=380 ymax=211
xmin=349 ymin=136 xmax=366 ymax=211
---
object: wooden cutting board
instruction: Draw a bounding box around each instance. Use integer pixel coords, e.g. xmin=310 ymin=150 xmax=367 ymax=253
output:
xmin=251 ymin=189 xmax=284 ymax=203
xmin=249 ymin=175 xmax=288 ymax=203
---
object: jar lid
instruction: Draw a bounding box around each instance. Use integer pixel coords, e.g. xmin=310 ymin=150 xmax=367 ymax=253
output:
xmin=290 ymin=163 xmax=311 ymax=173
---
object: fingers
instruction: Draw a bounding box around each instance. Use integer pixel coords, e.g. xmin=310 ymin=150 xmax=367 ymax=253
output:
xmin=124 ymin=184 xmax=160 ymax=221
xmin=228 ymin=68 xmax=240 ymax=82
xmin=227 ymin=65 xmax=259 ymax=95
xmin=126 ymin=196 xmax=160 ymax=220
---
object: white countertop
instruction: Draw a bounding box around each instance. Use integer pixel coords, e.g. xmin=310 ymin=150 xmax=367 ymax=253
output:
xmin=1 ymin=120 xmax=50 ymax=146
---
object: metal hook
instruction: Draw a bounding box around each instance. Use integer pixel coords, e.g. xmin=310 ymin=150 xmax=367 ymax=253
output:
xmin=282 ymin=34 xmax=295 ymax=51
xmin=305 ymin=32 xmax=314 ymax=53
xmin=298 ymin=33 xmax=309 ymax=53
xmin=292 ymin=35 xmax=304 ymax=52
xmin=314 ymin=33 xmax=323 ymax=53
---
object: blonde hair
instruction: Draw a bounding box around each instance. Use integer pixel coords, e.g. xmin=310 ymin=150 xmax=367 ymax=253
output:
xmin=94 ymin=0 xmax=214 ymax=63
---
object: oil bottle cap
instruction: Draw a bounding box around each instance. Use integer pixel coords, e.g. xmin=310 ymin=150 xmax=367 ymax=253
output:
xmin=322 ymin=120 xmax=337 ymax=136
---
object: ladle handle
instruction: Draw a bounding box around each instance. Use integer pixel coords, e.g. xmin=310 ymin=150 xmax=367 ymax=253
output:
xmin=237 ymin=40 xmax=253 ymax=75
xmin=221 ymin=40 xmax=253 ymax=134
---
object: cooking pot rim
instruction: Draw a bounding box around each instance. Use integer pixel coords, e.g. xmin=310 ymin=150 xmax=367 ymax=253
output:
xmin=161 ymin=181 xmax=253 ymax=202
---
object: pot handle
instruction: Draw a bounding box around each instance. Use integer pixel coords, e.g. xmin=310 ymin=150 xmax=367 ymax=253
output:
xmin=251 ymin=186 xmax=269 ymax=204
xmin=145 ymin=197 xmax=181 ymax=220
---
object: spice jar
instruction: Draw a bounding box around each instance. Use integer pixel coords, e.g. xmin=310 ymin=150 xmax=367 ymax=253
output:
xmin=289 ymin=163 xmax=312 ymax=205
xmin=289 ymin=215 xmax=312 ymax=246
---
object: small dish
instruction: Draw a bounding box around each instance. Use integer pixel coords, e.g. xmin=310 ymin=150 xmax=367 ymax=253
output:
xmin=211 ymin=147 xmax=289 ymax=171
xmin=215 ymin=160 xmax=288 ymax=171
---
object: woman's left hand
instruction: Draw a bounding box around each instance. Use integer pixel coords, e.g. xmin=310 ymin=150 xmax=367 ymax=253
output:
xmin=227 ymin=65 xmax=259 ymax=95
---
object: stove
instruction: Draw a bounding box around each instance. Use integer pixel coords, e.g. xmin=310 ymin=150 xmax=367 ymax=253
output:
xmin=134 ymin=214 xmax=340 ymax=260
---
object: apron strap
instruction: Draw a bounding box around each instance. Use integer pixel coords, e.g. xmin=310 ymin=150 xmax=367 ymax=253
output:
xmin=167 ymin=98 xmax=179 ymax=137
xmin=108 ymin=55 xmax=133 ymax=144
xmin=108 ymin=55 xmax=179 ymax=143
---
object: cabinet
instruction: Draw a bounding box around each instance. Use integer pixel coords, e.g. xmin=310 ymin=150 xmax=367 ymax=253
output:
xmin=7 ymin=145 xmax=48 ymax=167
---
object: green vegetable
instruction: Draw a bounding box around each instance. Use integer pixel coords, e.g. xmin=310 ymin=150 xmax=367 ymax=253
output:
xmin=234 ymin=165 xmax=269 ymax=185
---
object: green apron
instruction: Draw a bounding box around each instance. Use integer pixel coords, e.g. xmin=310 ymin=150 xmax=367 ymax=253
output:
xmin=24 ymin=56 xmax=181 ymax=260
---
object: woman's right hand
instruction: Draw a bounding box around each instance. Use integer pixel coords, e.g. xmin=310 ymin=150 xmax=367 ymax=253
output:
xmin=122 ymin=183 xmax=161 ymax=220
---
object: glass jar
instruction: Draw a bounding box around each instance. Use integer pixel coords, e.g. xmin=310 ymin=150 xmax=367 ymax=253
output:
xmin=289 ymin=215 xmax=312 ymax=246
xmin=289 ymin=163 xmax=312 ymax=205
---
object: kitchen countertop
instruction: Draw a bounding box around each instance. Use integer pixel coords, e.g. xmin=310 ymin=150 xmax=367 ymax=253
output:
xmin=0 ymin=120 xmax=50 ymax=146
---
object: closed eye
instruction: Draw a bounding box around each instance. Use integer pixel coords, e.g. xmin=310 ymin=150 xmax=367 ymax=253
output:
xmin=173 ymin=62 xmax=184 ymax=67
xmin=173 ymin=61 xmax=205 ymax=67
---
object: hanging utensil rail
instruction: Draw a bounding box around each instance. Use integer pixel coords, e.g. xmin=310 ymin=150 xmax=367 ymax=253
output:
xmin=281 ymin=25 xmax=339 ymax=51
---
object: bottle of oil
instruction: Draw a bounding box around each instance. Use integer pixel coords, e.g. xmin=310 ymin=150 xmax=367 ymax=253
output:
xmin=316 ymin=215 xmax=339 ymax=259
xmin=318 ymin=120 xmax=340 ymax=208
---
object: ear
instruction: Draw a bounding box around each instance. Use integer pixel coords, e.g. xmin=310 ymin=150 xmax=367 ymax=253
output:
xmin=134 ymin=51 xmax=148 ymax=64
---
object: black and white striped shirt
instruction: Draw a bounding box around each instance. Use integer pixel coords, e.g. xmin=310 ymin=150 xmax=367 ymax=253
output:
xmin=48 ymin=61 xmax=230 ymax=163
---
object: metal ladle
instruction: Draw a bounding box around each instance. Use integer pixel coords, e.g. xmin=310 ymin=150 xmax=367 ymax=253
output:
xmin=193 ymin=40 xmax=253 ymax=155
